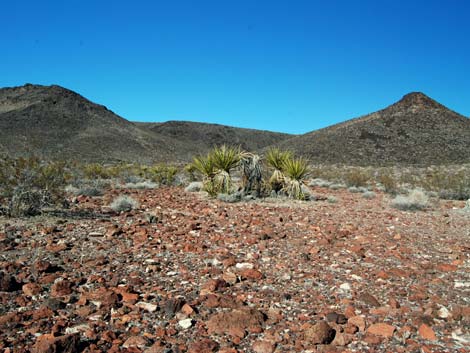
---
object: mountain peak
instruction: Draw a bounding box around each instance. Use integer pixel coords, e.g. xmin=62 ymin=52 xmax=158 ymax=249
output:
xmin=395 ymin=92 xmax=443 ymax=110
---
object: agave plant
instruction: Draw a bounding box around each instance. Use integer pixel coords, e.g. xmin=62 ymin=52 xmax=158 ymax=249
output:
xmin=282 ymin=156 xmax=310 ymax=200
xmin=265 ymin=148 xmax=292 ymax=193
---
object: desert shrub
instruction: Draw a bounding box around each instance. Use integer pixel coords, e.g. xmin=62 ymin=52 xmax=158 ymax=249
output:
xmin=0 ymin=156 xmax=69 ymax=217
xmin=149 ymin=164 xmax=178 ymax=185
xmin=184 ymin=163 xmax=197 ymax=182
xmin=185 ymin=181 xmax=203 ymax=192
xmin=120 ymin=180 xmax=158 ymax=189
xmin=344 ymin=169 xmax=371 ymax=187
xmin=362 ymin=191 xmax=376 ymax=199
xmin=327 ymin=196 xmax=338 ymax=203
xmin=217 ymin=192 xmax=242 ymax=203
xmin=391 ymin=189 xmax=429 ymax=211
xmin=377 ymin=172 xmax=398 ymax=194
xmin=348 ymin=186 xmax=361 ymax=193
xmin=193 ymin=152 xmax=218 ymax=196
xmin=83 ymin=163 xmax=111 ymax=179
xmin=109 ymin=195 xmax=139 ymax=212
xmin=309 ymin=178 xmax=332 ymax=188
xmin=329 ymin=183 xmax=346 ymax=190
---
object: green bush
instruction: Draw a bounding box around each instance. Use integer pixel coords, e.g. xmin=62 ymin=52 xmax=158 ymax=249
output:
xmin=0 ymin=156 xmax=70 ymax=217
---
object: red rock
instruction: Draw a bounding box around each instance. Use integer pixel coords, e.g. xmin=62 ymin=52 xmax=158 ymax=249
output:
xmin=240 ymin=268 xmax=263 ymax=280
xmin=366 ymin=323 xmax=396 ymax=337
xmin=50 ymin=279 xmax=73 ymax=297
xmin=122 ymin=336 xmax=149 ymax=348
xmin=252 ymin=340 xmax=275 ymax=353
xmin=22 ymin=283 xmax=42 ymax=296
xmin=304 ymin=321 xmax=336 ymax=344
xmin=206 ymin=308 xmax=265 ymax=338
xmin=418 ymin=323 xmax=437 ymax=341
xmin=348 ymin=316 xmax=366 ymax=332
xmin=358 ymin=292 xmax=381 ymax=307
xmin=188 ymin=338 xmax=219 ymax=353
xmin=32 ymin=334 xmax=80 ymax=353
xmin=181 ymin=303 xmax=194 ymax=315
xmin=436 ymin=263 xmax=458 ymax=272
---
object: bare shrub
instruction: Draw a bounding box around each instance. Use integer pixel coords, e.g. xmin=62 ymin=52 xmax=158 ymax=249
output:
xmin=391 ymin=189 xmax=429 ymax=211
xmin=110 ymin=195 xmax=139 ymax=212
xmin=362 ymin=191 xmax=376 ymax=199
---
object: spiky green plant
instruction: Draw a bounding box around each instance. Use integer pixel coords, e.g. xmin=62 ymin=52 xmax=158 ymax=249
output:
xmin=282 ymin=157 xmax=310 ymax=200
xmin=211 ymin=145 xmax=242 ymax=173
xmin=265 ymin=148 xmax=292 ymax=192
xmin=192 ymin=153 xmax=218 ymax=196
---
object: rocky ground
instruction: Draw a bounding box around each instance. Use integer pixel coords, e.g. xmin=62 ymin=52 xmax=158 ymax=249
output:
xmin=0 ymin=186 xmax=469 ymax=353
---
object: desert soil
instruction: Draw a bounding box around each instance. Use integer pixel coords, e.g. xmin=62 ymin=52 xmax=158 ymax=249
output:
xmin=0 ymin=186 xmax=469 ymax=352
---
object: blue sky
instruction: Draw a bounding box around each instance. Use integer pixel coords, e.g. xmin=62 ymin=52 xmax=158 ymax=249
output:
xmin=1 ymin=0 xmax=469 ymax=134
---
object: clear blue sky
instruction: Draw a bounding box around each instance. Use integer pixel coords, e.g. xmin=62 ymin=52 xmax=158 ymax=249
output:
xmin=1 ymin=0 xmax=469 ymax=134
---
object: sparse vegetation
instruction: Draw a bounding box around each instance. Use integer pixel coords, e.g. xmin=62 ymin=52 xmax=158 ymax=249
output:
xmin=0 ymin=156 xmax=69 ymax=217
xmin=391 ymin=189 xmax=429 ymax=211
xmin=109 ymin=195 xmax=139 ymax=212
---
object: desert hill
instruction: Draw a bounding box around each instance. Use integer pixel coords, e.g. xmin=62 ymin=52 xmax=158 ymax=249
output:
xmin=136 ymin=120 xmax=292 ymax=155
xmin=0 ymin=84 xmax=291 ymax=163
xmin=1 ymin=84 xmax=469 ymax=166
xmin=276 ymin=92 xmax=470 ymax=165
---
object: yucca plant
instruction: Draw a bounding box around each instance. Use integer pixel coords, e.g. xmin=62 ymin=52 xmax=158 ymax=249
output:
xmin=211 ymin=145 xmax=242 ymax=173
xmin=192 ymin=153 xmax=218 ymax=195
xmin=211 ymin=145 xmax=242 ymax=194
xmin=282 ymin=156 xmax=310 ymax=200
xmin=265 ymin=148 xmax=292 ymax=192
xmin=240 ymin=152 xmax=263 ymax=196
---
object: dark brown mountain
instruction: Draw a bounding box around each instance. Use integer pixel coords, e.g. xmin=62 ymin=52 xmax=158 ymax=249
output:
xmin=276 ymin=92 xmax=470 ymax=165
xmin=0 ymin=84 xmax=291 ymax=163
xmin=136 ymin=120 xmax=292 ymax=156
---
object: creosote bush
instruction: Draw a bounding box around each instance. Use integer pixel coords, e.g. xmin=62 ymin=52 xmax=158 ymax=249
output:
xmin=0 ymin=156 xmax=69 ymax=217
xmin=391 ymin=189 xmax=429 ymax=211
xmin=109 ymin=195 xmax=139 ymax=212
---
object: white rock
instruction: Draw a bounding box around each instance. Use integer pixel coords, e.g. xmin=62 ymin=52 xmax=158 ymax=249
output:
xmin=454 ymin=282 xmax=470 ymax=288
xmin=65 ymin=324 xmax=90 ymax=334
xmin=340 ymin=283 xmax=351 ymax=291
xmin=136 ymin=302 xmax=158 ymax=312
xmin=178 ymin=318 xmax=193 ymax=329
xmin=437 ymin=306 xmax=450 ymax=319
xmin=235 ymin=262 xmax=254 ymax=270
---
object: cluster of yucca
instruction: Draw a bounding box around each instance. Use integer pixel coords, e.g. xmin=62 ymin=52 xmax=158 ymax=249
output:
xmin=192 ymin=145 xmax=242 ymax=196
xmin=265 ymin=148 xmax=310 ymax=200
xmin=192 ymin=146 xmax=309 ymax=200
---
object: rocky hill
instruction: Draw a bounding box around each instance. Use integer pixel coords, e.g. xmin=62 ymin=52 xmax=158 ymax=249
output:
xmin=0 ymin=84 xmax=291 ymax=163
xmin=137 ymin=120 xmax=292 ymax=157
xmin=276 ymin=92 xmax=470 ymax=165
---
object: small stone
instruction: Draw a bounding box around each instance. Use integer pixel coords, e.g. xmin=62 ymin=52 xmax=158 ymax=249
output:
xmin=358 ymin=292 xmax=381 ymax=307
xmin=240 ymin=268 xmax=263 ymax=280
xmin=136 ymin=302 xmax=158 ymax=313
xmin=437 ymin=307 xmax=450 ymax=319
xmin=339 ymin=283 xmax=351 ymax=291
xmin=252 ymin=340 xmax=275 ymax=353
xmin=50 ymin=279 xmax=73 ymax=297
xmin=122 ymin=336 xmax=150 ymax=348
xmin=0 ymin=272 xmax=21 ymax=292
xmin=305 ymin=321 xmax=336 ymax=344
xmin=188 ymin=338 xmax=219 ymax=353
xmin=366 ymin=323 xmax=396 ymax=338
xmin=181 ymin=303 xmax=194 ymax=315
xmin=235 ymin=262 xmax=254 ymax=270
xmin=418 ymin=323 xmax=437 ymax=341
xmin=32 ymin=334 xmax=80 ymax=353
xmin=178 ymin=318 xmax=193 ymax=329
xmin=23 ymin=283 xmax=42 ymax=296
